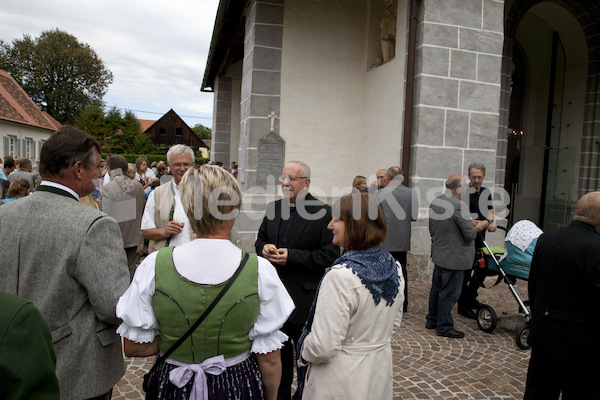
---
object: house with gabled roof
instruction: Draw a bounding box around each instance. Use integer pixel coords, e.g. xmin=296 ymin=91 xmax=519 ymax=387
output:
xmin=0 ymin=69 xmax=61 ymax=161
xmin=140 ymin=109 xmax=209 ymax=158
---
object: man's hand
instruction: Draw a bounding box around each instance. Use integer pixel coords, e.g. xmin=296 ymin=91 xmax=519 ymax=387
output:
xmin=262 ymin=244 xmax=288 ymax=265
xmin=164 ymin=221 xmax=184 ymax=238
xmin=474 ymin=220 xmax=489 ymax=233
xmin=487 ymin=223 xmax=497 ymax=232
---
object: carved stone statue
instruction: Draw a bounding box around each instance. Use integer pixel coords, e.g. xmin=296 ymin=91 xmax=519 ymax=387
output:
xmin=380 ymin=0 xmax=397 ymax=63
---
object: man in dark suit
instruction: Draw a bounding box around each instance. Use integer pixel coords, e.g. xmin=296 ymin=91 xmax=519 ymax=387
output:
xmin=255 ymin=160 xmax=340 ymax=400
xmin=523 ymin=191 xmax=600 ymax=399
xmin=0 ymin=126 xmax=130 ymax=399
xmin=375 ymin=166 xmax=419 ymax=312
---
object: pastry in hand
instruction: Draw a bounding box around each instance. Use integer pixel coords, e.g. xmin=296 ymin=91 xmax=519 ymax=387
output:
xmin=267 ymin=245 xmax=279 ymax=254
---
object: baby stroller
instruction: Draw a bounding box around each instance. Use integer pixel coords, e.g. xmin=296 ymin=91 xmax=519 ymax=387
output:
xmin=475 ymin=220 xmax=543 ymax=350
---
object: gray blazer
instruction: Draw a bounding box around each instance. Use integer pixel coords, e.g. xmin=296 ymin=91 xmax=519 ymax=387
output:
xmin=375 ymin=181 xmax=419 ymax=252
xmin=0 ymin=186 xmax=131 ymax=398
xmin=428 ymin=191 xmax=477 ymax=270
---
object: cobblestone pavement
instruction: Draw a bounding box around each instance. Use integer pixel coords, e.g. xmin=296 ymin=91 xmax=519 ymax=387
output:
xmin=113 ymin=277 xmax=531 ymax=400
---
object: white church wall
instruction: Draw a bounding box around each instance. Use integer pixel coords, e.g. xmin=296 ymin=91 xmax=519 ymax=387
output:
xmin=361 ymin=0 xmax=409 ymax=184
xmin=280 ymin=0 xmax=408 ymax=199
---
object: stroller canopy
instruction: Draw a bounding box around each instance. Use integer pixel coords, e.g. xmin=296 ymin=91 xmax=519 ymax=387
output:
xmin=498 ymin=220 xmax=543 ymax=280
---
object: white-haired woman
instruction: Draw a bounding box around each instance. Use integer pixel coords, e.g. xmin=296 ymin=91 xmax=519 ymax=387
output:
xmin=117 ymin=165 xmax=294 ymax=400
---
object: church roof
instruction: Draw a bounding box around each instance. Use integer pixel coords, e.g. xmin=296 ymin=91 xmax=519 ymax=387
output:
xmin=0 ymin=69 xmax=61 ymax=131
xmin=201 ymin=0 xmax=246 ymax=92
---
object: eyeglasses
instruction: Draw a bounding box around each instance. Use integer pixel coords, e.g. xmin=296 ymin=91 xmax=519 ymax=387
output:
xmin=171 ymin=162 xmax=192 ymax=168
xmin=278 ymin=175 xmax=307 ymax=183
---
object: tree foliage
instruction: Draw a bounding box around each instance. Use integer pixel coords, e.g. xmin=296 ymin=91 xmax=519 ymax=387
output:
xmin=0 ymin=28 xmax=113 ymax=124
xmin=75 ymin=102 xmax=155 ymax=155
xmin=192 ymin=123 xmax=212 ymax=140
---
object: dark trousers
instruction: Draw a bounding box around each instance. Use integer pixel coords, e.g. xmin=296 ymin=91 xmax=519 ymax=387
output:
xmin=426 ymin=265 xmax=464 ymax=334
xmin=458 ymin=253 xmax=484 ymax=310
xmin=389 ymin=251 xmax=408 ymax=311
xmin=277 ymin=321 xmax=304 ymax=400
xmin=523 ymin=347 xmax=599 ymax=399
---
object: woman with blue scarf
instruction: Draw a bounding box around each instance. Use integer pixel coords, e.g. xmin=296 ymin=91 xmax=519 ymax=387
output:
xmin=297 ymin=193 xmax=404 ymax=399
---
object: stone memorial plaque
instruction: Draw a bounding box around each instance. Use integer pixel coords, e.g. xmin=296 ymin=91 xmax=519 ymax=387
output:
xmin=258 ymin=132 xmax=285 ymax=183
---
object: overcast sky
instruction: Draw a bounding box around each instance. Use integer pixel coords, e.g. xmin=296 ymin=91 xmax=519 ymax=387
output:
xmin=0 ymin=0 xmax=220 ymax=128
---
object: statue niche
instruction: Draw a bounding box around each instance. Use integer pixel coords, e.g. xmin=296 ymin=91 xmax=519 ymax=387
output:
xmin=370 ymin=0 xmax=398 ymax=69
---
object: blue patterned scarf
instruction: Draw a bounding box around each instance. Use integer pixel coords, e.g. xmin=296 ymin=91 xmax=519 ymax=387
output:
xmin=295 ymin=246 xmax=400 ymax=397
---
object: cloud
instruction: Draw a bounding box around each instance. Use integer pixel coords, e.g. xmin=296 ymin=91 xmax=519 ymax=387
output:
xmin=0 ymin=0 xmax=218 ymax=127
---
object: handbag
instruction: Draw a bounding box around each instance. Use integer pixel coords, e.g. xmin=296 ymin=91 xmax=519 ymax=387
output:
xmin=142 ymin=252 xmax=250 ymax=393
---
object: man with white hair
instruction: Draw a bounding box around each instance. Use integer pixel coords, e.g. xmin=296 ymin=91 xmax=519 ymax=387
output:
xmin=141 ymin=144 xmax=196 ymax=250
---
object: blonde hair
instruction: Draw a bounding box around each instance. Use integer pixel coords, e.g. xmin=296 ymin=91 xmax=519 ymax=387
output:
xmin=127 ymin=163 xmax=137 ymax=178
xmin=80 ymin=193 xmax=100 ymax=210
xmin=6 ymin=178 xmax=30 ymax=198
xmin=352 ymin=175 xmax=367 ymax=189
xmin=180 ymin=164 xmax=242 ymax=236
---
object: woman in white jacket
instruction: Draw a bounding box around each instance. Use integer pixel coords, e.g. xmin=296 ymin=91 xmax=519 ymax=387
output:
xmin=297 ymin=193 xmax=404 ymax=399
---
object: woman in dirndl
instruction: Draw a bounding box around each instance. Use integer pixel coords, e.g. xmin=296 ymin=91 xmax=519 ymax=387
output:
xmin=116 ymin=164 xmax=294 ymax=400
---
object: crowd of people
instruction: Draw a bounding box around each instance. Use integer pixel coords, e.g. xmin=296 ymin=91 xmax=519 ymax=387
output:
xmin=0 ymin=125 xmax=598 ymax=400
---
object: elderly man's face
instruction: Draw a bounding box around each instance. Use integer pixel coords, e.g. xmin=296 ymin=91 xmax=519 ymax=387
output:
xmin=169 ymin=153 xmax=194 ymax=185
xmin=281 ymin=163 xmax=309 ymax=203
xmin=469 ymin=167 xmax=485 ymax=192
xmin=376 ymin=169 xmax=389 ymax=188
xmin=79 ymin=151 xmax=102 ymax=197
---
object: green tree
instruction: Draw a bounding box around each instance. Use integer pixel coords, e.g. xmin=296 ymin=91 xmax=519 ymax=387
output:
xmin=192 ymin=123 xmax=212 ymax=140
xmin=75 ymin=104 xmax=154 ymax=154
xmin=0 ymin=28 xmax=113 ymax=124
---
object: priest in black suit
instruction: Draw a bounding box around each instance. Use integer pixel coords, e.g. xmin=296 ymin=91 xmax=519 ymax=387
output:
xmin=255 ymin=160 xmax=340 ymax=400
xmin=524 ymin=191 xmax=600 ymax=399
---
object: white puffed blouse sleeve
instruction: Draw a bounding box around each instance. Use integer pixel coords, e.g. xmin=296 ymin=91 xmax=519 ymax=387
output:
xmin=250 ymin=257 xmax=295 ymax=354
xmin=116 ymin=252 xmax=160 ymax=343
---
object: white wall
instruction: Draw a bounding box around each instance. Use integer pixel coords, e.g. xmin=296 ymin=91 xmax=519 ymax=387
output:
xmin=280 ymin=0 xmax=408 ymax=198
xmin=0 ymin=121 xmax=53 ymax=162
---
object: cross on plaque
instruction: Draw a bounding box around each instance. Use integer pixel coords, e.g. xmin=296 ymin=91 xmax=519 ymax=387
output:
xmin=268 ymin=111 xmax=278 ymax=132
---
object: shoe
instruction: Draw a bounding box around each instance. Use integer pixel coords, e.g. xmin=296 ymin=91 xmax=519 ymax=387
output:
xmin=437 ymin=328 xmax=465 ymax=338
xmin=458 ymin=308 xmax=477 ymax=320
xmin=425 ymin=323 xmax=436 ymax=330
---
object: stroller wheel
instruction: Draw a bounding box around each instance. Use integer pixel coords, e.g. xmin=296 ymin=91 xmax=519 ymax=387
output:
xmin=516 ymin=323 xmax=531 ymax=350
xmin=476 ymin=304 xmax=498 ymax=333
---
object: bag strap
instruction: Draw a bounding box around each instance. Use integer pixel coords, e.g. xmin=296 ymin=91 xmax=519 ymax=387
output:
xmin=150 ymin=252 xmax=249 ymax=367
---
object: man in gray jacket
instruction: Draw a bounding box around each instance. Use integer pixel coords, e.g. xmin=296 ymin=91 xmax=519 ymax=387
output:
xmin=425 ymin=174 xmax=476 ymax=338
xmin=0 ymin=126 xmax=130 ymax=399
xmin=375 ymin=166 xmax=418 ymax=312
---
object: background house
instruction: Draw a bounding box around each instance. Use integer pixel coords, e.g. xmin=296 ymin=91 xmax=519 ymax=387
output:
xmin=140 ymin=109 xmax=210 ymax=158
xmin=0 ymin=69 xmax=61 ymax=161
xmin=201 ymin=0 xmax=600 ymax=280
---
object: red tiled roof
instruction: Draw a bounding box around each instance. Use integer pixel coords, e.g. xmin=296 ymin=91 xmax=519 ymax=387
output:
xmin=138 ymin=119 xmax=157 ymax=132
xmin=0 ymin=69 xmax=61 ymax=131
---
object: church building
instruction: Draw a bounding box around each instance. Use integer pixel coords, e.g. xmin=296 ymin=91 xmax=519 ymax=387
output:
xmin=201 ymin=0 xmax=600 ymax=280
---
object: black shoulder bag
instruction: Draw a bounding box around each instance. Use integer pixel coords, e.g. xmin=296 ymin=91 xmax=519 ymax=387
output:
xmin=143 ymin=252 xmax=250 ymax=393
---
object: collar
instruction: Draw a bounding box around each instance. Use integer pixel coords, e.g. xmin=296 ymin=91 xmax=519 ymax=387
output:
xmin=570 ymin=220 xmax=600 ymax=235
xmin=36 ymin=181 xmax=79 ymax=201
